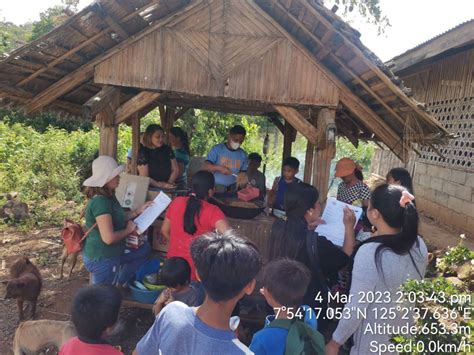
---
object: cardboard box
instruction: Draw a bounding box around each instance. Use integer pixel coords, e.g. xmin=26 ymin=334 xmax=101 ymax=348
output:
xmin=115 ymin=173 xmax=150 ymax=210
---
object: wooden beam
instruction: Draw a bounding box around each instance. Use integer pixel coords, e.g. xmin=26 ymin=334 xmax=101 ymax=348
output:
xmin=97 ymin=87 xmax=120 ymax=158
xmin=283 ymin=121 xmax=294 ymax=162
xmin=0 ymin=84 xmax=82 ymax=115
xmin=251 ymin=1 xmax=406 ymax=160
xmin=17 ymin=31 xmax=107 ymax=87
xmin=83 ymin=86 xmax=122 ymax=119
xmin=313 ymin=143 xmax=336 ymax=205
xmin=313 ymin=108 xmax=337 ymax=202
xmin=174 ymin=107 xmax=190 ymax=121
xmin=274 ymin=105 xmax=318 ymax=145
xmin=268 ymin=114 xmax=285 ymax=135
xmin=91 ymin=3 xmax=130 ymax=40
xmin=303 ymin=114 xmax=317 ymax=183
xmin=115 ymin=91 xmax=161 ymax=124
xmin=131 ymin=113 xmax=141 ymax=175
xmin=24 ymin=0 xmax=203 ymax=115
xmin=295 ymin=0 xmax=445 ymax=132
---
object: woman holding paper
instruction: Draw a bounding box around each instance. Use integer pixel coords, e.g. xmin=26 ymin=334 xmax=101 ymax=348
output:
xmin=267 ymin=183 xmax=356 ymax=331
xmin=326 ymin=184 xmax=427 ymax=355
xmin=161 ymin=171 xmax=230 ymax=281
xmin=82 ymin=156 xmax=151 ymax=286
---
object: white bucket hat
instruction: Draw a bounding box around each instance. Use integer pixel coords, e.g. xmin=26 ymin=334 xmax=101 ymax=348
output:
xmin=83 ymin=155 xmax=125 ymax=187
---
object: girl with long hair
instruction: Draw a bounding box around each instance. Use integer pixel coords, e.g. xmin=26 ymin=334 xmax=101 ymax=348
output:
xmin=161 ymin=171 xmax=230 ymax=280
xmin=267 ymin=183 xmax=356 ymax=331
xmin=326 ymin=184 xmax=428 ymax=355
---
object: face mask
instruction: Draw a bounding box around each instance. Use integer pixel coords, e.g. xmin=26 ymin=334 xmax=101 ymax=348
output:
xmin=230 ymin=141 xmax=240 ymax=150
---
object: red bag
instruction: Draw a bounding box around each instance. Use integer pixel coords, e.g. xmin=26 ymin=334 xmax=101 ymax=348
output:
xmin=61 ymin=219 xmax=97 ymax=254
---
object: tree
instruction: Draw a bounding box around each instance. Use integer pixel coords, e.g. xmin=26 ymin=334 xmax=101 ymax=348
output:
xmin=0 ymin=19 xmax=33 ymax=56
xmin=30 ymin=0 xmax=79 ymax=40
xmin=324 ymin=0 xmax=390 ymax=34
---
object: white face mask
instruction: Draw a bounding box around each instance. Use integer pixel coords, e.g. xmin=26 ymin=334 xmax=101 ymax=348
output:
xmin=230 ymin=141 xmax=240 ymax=150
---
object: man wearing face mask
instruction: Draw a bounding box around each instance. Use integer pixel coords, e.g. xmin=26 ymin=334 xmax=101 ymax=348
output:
xmin=203 ymin=125 xmax=248 ymax=193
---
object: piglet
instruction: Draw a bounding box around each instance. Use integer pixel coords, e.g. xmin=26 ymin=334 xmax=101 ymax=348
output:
xmin=2 ymin=257 xmax=42 ymax=320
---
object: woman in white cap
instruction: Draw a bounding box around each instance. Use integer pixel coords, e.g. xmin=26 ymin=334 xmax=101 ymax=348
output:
xmin=82 ymin=155 xmax=151 ymax=285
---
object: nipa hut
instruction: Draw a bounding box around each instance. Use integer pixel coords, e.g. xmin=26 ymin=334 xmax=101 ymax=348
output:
xmin=371 ymin=19 xmax=473 ymax=235
xmin=0 ymin=0 xmax=451 ymax=202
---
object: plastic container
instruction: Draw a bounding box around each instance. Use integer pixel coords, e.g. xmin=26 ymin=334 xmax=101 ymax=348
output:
xmin=237 ymin=186 xmax=260 ymax=202
xmin=129 ymin=258 xmax=163 ymax=304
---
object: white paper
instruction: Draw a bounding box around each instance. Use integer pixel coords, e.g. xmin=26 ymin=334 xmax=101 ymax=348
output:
xmin=134 ymin=192 xmax=172 ymax=234
xmin=315 ymin=197 xmax=363 ymax=246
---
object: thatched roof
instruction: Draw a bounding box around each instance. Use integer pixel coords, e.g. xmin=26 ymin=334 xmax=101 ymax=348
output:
xmin=0 ymin=0 xmax=451 ymax=161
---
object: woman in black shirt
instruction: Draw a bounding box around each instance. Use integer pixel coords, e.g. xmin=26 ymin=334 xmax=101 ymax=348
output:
xmin=138 ymin=124 xmax=178 ymax=189
xmin=267 ymin=183 xmax=356 ymax=331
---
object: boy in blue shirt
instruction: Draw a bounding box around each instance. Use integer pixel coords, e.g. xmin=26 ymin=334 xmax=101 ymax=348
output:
xmin=204 ymin=125 xmax=248 ymax=192
xmin=268 ymin=157 xmax=301 ymax=211
xmin=134 ymin=230 xmax=261 ymax=355
xmin=250 ymin=259 xmax=324 ymax=355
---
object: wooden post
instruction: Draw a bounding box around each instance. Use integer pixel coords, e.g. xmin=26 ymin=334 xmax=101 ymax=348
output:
xmin=97 ymin=87 xmax=120 ymax=158
xmin=283 ymin=121 xmax=294 ymax=162
xmin=304 ymin=114 xmax=317 ymax=183
xmin=313 ymin=108 xmax=337 ymax=204
xmin=131 ymin=113 xmax=140 ymax=175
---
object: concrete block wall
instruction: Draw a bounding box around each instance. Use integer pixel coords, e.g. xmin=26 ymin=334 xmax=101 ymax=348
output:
xmin=370 ymin=150 xmax=473 ymax=236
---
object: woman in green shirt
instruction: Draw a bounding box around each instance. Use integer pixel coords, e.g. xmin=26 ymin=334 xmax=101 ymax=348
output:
xmin=82 ymin=156 xmax=151 ymax=285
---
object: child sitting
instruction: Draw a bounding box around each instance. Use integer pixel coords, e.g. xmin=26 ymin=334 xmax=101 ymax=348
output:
xmin=250 ymin=259 xmax=325 ymax=355
xmin=152 ymin=257 xmax=205 ymax=316
xmin=268 ymin=157 xmax=301 ymax=211
xmin=246 ymin=153 xmax=266 ymax=203
xmin=60 ymin=285 xmax=123 ymax=355
xmin=134 ymin=230 xmax=261 ymax=355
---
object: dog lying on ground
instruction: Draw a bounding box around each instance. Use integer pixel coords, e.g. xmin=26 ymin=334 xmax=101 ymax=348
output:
xmin=3 ymin=257 xmax=42 ymax=320
xmin=12 ymin=319 xmax=77 ymax=355
xmin=60 ymin=245 xmax=79 ymax=280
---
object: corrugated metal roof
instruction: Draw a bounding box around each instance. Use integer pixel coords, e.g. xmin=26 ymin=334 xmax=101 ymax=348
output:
xmin=390 ymin=19 xmax=474 ymax=66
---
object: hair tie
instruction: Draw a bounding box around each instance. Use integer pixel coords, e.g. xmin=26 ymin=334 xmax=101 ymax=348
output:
xmin=399 ymin=190 xmax=415 ymax=208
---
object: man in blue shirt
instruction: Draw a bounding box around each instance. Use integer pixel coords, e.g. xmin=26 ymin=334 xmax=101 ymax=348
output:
xmin=204 ymin=125 xmax=248 ymax=192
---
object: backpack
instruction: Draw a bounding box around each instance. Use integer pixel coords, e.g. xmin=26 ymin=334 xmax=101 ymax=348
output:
xmin=267 ymin=319 xmax=325 ymax=355
xmin=61 ymin=218 xmax=97 ymax=254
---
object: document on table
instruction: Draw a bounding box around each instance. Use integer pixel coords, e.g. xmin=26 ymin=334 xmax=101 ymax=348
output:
xmin=315 ymin=197 xmax=363 ymax=246
xmin=134 ymin=192 xmax=172 ymax=234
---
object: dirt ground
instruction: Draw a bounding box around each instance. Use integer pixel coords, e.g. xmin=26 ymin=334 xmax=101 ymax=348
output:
xmin=0 ymin=227 xmax=155 ymax=355
xmin=0 ymin=214 xmax=471 ymax=355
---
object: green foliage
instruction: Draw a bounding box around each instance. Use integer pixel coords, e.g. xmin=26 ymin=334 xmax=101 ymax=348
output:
xmin=30 ymin=0 xmax=79 ymax=40
xmin=0 ymin=109 xmax=93 ymax=132
xmin=394 ymin=240 xmax=474 ymax=354
xmin=0 ymin=121 xmax=98 ymax=202
xmin=327 ymin=0 xmax=390 ymax=34
xmin=335 ymin=138 xmax=376 ymax=172
xmin=436 ymin=242 xmax=474 ymax=274
xmin=0 ymin=20 xmax=33 ymax=56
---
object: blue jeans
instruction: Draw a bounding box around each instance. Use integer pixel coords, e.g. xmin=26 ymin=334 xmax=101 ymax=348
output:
xmin=83 ymin=243 xmax=151 ymax=286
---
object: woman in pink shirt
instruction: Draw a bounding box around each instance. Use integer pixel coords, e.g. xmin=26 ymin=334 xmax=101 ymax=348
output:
xmin=161 ymin=171 xmax=230 ymax=280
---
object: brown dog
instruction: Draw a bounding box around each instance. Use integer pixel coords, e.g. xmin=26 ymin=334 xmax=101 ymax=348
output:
xmin=60 ymin=246 xmax=79 ymax=280
xmin=12 ymin=320 xmax=77 ymax=355
xmin=3 ymin=257 xmax=42 ymax=320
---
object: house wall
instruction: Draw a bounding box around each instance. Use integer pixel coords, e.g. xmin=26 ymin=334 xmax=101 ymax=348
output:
xmin=371 ymin=48 xmax=474 ymax=235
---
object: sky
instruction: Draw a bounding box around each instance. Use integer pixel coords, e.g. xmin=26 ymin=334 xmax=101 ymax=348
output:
xmin=0 ymin=0 xmax=473 ymax=61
